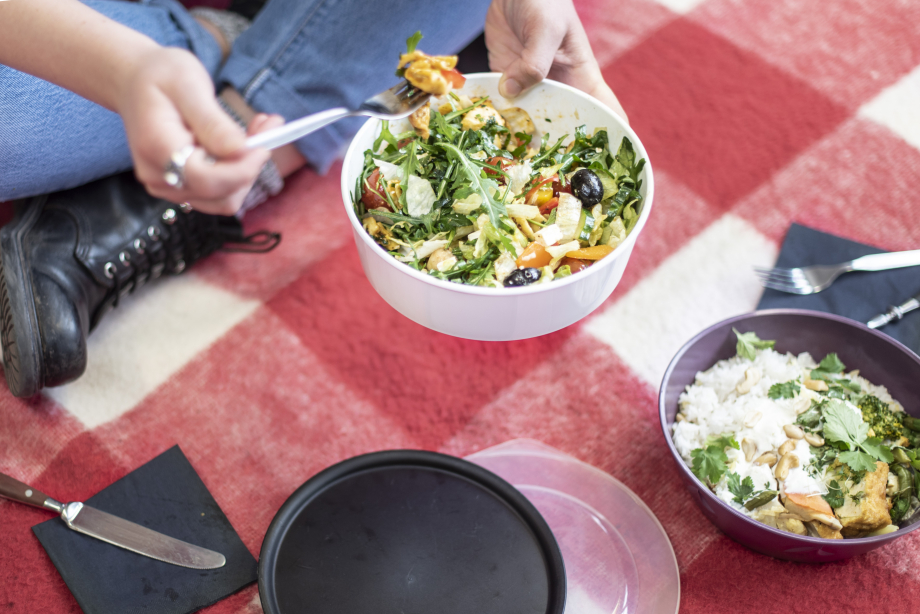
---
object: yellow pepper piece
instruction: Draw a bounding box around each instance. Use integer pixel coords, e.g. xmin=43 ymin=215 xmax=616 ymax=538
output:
xmin=565 ymin=245 xmax=614 ymax=260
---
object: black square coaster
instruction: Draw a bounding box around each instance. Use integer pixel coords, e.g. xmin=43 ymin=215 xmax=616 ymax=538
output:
xmin=758 ymin=223 xmax=920 ymax=354
xmin=33 ymin=445 xmax=257 ymax=614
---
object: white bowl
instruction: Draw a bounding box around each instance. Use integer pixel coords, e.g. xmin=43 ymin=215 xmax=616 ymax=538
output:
xmin=340 ymin=73 xmax=654 ymax=341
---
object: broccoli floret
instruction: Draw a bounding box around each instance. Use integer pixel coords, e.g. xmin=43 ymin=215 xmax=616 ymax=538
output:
xmin=858 ymin=395 xmax=904 ymax=441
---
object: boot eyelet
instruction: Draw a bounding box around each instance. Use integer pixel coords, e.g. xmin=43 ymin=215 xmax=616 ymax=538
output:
xmin=172 ymin=259 xmax=186 ymax=274
xmin=147 ymin=226 xmax=161 ymax=241
xmin=134 ymin=238 xmax=146 ymax=254
xmin=119 ymin=251 xmax=131 ymax=265
xmin=179 ymin=202 xmax=192 ymax=214
xmin=104 ymin=262 xmax=117 ymax=279
xmin=162 ymin=209 xmax=177 ymax=225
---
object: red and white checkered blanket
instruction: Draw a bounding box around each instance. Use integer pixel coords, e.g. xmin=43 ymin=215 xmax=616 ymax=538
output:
xmin=3 ymin=0 xmax=920 ymax=611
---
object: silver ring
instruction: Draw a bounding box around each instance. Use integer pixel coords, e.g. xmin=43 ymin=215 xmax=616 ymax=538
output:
xmin=163 ymin=144 xmax=195 ymax=189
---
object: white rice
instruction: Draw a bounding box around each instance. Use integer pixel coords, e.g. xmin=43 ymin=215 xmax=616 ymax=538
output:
xmin=672 ymin=347 xmax=901 ymax=515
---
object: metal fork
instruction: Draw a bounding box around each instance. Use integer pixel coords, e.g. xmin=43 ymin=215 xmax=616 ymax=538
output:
xmin=755 ymin=249 xmax=920 ymax=294
xmin=245 ymin=80 xmax=430 ymax=151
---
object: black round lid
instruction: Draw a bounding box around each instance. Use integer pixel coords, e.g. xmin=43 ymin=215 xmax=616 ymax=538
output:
xmin=259 ymin=450 xmax=566 ymax=614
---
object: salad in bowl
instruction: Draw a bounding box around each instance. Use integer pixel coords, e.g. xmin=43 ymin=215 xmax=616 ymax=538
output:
xmin=352 ymin=69 xmax=646 ymax=288
xmin=340 ymin=36 xmax=653 ymax=340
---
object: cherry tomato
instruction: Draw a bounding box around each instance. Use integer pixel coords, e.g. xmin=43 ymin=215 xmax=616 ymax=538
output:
xmin=559 ymin=257 xmax=591 ymax=274
xmin=440 ymin=68 xmax=466 ymax=89
xmin=525 ymin=175 xmax=557 ymax=204
xmin=516 ymin=242 xmax=552 ymax=269
xmin=553 ymin=180 xmax=573 ymax=198
xmin=484 ymin=156 xmax=513 ymax=178
xmin=361 ymin=168 xmax=390 ymax=211
xmin=538 ymin=197 xmax=559 ymax=216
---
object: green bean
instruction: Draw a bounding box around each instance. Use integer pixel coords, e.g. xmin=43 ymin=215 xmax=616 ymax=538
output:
xmin=744 ymin=490 xmax=779 ymax=511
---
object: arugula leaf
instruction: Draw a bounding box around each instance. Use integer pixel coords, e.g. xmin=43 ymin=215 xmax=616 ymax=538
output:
xmin=733 ymin=328 xmax=776 ymax=360
xmin=438 ymin=143 xmax=507 ymax=227
xmin=768 ymin=380 xmax=799 ymax=400
xmin=690 ymin=434 xmax=739 ymax=484
xmin=406 ymin=31 xmax=422 ymax=54
xmin=823 ymin=480 xmax=846 ymax=508
xmin=726 ymin=472 xmax=756 ymax=504
xmin=838 ymin=451 xmax=878 ymax=472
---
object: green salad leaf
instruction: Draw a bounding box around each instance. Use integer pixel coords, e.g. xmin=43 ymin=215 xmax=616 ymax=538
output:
xmin=438 ymin=142 xmax=507 ymax=228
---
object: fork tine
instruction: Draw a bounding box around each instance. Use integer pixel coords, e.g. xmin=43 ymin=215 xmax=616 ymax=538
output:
xmin=754 ymin=270 xmax=810 ymax=287
xmin=753 ymin=266 xmax=802 ymax=281
xmin=758 ymin=279 xmax=814 ymax=295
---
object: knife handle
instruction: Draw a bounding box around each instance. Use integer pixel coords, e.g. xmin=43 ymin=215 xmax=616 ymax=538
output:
xmin=0 ymin=471 xmax=59 ymax=510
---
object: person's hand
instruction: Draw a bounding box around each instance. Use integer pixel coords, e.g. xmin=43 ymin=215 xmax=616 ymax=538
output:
xmin=485 ymin=0 xmax=627 ymax=122
xmin=116 ymin=47 xmax=276 ymax=215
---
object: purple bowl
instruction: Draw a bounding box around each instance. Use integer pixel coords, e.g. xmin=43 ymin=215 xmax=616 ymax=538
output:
xmin=659 ymin=309 xmax=920 ymax=562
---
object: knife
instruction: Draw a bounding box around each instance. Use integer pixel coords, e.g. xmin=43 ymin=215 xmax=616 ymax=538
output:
xmin=0 ymin=471 xmax=225 ymax=569
xmin=867 ymin=294 xmax=920 ymax=329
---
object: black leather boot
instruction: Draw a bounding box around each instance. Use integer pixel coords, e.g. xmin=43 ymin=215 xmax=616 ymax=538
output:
xmin=0 ymin=171 xmax=280 ymax=397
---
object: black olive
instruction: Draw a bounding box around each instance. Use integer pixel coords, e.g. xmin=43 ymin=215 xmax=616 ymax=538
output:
xmin=571 ymin=169 xmax=604 ymax=206
xmin=504 ymin=267 xmax=542 ymax=287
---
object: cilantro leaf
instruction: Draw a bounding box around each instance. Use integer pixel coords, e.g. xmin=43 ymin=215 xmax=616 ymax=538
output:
xmin=405 ymin=31 xmax=423 ymax=54
xmin=823 ymin=399 xmax=869 ymax=447
xmin=768 ymin=380 xmax=799 ymax=400
xmin=707 ymin=433 xmax=741 ymax=451
xmin=838 ymin=451 xmax=878 ymax=473
xmin=691 ymin=446 xmax=729 ymax=483
xmin=823 ymin=480 xmax=845 ymax=508
xmin=818 ymin=353 xmax=846 ymax=374
xmin=690 ymin=434 xmax=739 ymax=484
xmin=733 ymin=328 xmax=776 ymax=360
xmin=726 ymin=472 xmax=756 ymax=504
xmin=859 ymin=437 xmax=894 ymax=463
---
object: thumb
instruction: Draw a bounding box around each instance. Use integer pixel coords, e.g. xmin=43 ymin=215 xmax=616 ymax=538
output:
xmin=499 ymin=25 xmax=565 ymax=98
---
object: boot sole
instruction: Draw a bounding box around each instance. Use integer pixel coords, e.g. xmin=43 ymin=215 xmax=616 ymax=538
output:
xmin=0 ymin=199 xmax=46 ymax=397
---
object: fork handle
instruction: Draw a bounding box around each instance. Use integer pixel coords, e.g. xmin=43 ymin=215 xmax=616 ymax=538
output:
xmin=245 ymin=107 xmax=352 ymax=151
xmin=851 ymin=250 xmax=920 ymax=272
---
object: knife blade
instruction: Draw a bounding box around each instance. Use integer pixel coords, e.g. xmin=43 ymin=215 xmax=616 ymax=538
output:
xmin=867 ymin=295 xmax=920 ymax=329
xmin=0 ymin=471 xmax=225 ymax=569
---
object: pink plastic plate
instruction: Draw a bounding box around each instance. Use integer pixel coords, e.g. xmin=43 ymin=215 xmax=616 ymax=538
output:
xmin=467 ymin=439 xmax=679 ymax=614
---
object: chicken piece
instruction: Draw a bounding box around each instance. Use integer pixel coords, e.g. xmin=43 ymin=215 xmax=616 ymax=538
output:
xmin=776 ymin=515 xmax=808 ymax=535
xmin=805 ymin=521 xmax=843 ymax=539
xmin=832 ymin=461 xmax=892 ymax=536
xmin=783 ymin=492 xmax=843 ymax=530
xmin=398 ymin=51 xmax=458 ymax=96
xmin=499 ymin=107 xmax=537 ymax=148
xmin=461 ymin=100 xmax=506 ymax=132
xmin=750 ymin=498 xmax=787 ymax=529
xmin=408 ymin=104 xmax=430 ymax=140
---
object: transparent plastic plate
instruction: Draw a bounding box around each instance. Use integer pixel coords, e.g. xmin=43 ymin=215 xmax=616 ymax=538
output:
xmin=467 ymin=439 xmax=679 ymax=614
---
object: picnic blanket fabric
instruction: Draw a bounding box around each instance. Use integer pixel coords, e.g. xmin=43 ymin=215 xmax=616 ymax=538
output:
xmin=3 ymin=0 xmax=920 ymax=611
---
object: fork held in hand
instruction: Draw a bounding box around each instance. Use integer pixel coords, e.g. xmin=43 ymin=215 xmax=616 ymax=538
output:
xmin=755 ymin=249 xmax=920 ymax=295
xmin=245 ymin=80 xmax=430 ymax=151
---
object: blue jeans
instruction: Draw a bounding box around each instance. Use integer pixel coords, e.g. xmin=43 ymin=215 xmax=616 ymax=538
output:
xmin=0 ymin=0 xmax=488 ymax=201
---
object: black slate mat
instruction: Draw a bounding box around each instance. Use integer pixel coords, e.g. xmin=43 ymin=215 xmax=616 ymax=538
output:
xmin=757 ymin=223 xmax=920 ymax=354
xmin=33 ymin=445 xmax=257 ymax=614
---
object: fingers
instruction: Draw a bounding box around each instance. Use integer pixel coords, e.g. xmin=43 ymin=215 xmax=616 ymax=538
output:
xmin=498 ymin=19 xmax=565 ymax=98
